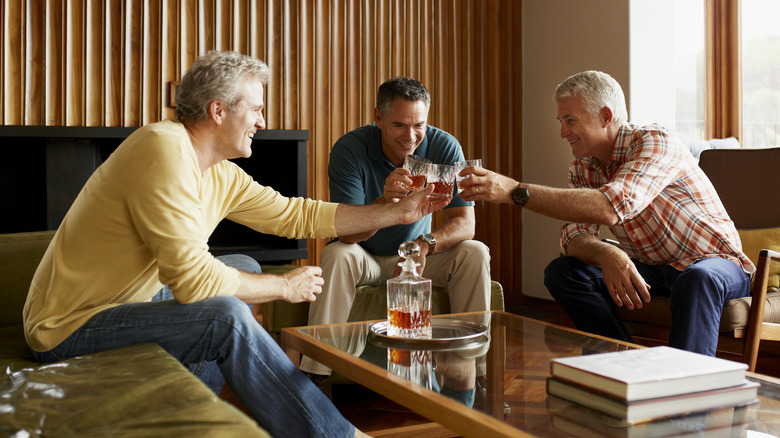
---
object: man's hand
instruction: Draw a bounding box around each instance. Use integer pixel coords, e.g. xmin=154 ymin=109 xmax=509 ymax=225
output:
xmin=458 ymin=165 xmax=518 ymax=204
xmin=394 ymin=185 xmax=450 ymax=224
xmin=597 ymin=246 xmax=651 ymax=310
xmin=280 ymin=266 xmax=324 ymax=303
xmin=383 ymin=168 xmax=414 ymax=204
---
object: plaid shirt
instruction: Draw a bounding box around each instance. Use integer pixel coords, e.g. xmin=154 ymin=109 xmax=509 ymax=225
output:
xmin=562 ymin=124 xmax=755 ymax=274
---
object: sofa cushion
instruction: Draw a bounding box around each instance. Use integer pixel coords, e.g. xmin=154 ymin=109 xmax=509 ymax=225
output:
xmin=721 ymin=290 xmax=780 ymax=330
xmin=738 ymin=227 xmax=780 ymax=290
xmin=618 ymin=291 xmax=780 ymax=334
xmin=0 ymin=325 xmax=37 ymax=372
xmin=0 ymin=231 xmax=55 ymax=328
xmin=0 ymin=343 xmax=269 ymax=437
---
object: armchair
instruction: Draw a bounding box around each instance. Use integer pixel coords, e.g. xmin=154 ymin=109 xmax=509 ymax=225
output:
xmin=616 ymin=147 xmax=780 ymax=372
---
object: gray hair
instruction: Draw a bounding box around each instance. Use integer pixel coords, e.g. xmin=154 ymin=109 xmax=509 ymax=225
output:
xmin=175 ymin=51 xmax=271 ymax=123
xmin=376 ymin=77 xmax=431 ymax=116
xmin=553 ymin=70 xmax=628 ymax=126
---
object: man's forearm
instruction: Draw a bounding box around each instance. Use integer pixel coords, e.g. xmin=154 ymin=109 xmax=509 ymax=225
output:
xmin=426 ymin=209 xmax=475 ymax=254
xmin=462 ymin=170 xmax=618 ymax=225
xmin=334 ymin=197 xmax=386 ymax=244
xmin=334 ymin=203 xmax=398 ymax=238
xmin=233 ymin=266 xmax=324 ymax=304
xmin=334 ymin=185 xmax=447 ymax=237
xmin=566 ymin=233 xmax=622 ymax=266
xmin=525 ymin=184 xmax=618 ymax=226
xmin=233 ymin=271 xmax=289 ymax=304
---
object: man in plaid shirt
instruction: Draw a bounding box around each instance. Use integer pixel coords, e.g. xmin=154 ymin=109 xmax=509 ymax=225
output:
xmin=458 ymin=70 xmax=755 ymax=356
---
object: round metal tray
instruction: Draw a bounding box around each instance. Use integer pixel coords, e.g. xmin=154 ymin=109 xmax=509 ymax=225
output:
xmin=368 ymin=318 xmax=489 ymax=351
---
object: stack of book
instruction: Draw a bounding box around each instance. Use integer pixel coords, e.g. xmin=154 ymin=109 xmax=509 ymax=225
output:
xmin=551 ymin=404 xmax=750 ymax=437
xmin=546 ymin=346 xmax=760 ymax=425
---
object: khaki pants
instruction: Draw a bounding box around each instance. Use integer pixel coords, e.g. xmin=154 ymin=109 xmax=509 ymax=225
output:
xmin=300 ymin=239 xmax=491 ymax=375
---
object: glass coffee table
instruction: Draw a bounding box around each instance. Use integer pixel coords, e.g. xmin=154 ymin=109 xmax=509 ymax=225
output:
xmin=281 ymin=311 xmax=780 ymax=437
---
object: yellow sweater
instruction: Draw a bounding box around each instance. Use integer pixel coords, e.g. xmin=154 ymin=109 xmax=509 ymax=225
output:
xmin=23 ymin=120 xmax=338 ymax=352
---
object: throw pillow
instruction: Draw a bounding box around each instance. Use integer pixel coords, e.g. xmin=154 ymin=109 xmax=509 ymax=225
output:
xmin=738 ymin=228 xmax=780 ymax=291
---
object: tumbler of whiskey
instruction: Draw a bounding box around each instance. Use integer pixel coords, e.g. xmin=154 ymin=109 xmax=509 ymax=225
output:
xmin=428 ymin=163 xmax=457 ymax=199
xmin=401 ymin=155 xmax=431 ymax=190
xmin=454 ymin=159 xmax=482 ymax=194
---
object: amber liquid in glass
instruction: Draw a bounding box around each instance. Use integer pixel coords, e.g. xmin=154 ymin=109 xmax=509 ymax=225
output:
xmin=389 ymin=308 xmax=432 ymax=331
xmin=408 ymin=174 xmax=427 ymax=189
xmin=429 ymin=181 xmax=454 ymax=198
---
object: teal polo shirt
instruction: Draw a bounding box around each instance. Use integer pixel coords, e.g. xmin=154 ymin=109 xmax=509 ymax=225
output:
xmin=328 ymin=123 xmax=472 ymax=256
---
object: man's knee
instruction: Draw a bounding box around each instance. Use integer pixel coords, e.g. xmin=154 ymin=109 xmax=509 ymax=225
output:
xmin=208 ymin=295 xmax=254 ymax=321
xmin=671 ymin=263 xmax=732 ymax=309
xmin=217 ymin=254 xmax=262 ymax=274
xmin=453 ymin=240 xmax=491 ymax=263
xmin=673 ymin=260 xmax=738 ymax=300
xmin=320 ymin=241 xmax=365 ymax=271
xmin=544 ymin=256 xmax=572 ymax=290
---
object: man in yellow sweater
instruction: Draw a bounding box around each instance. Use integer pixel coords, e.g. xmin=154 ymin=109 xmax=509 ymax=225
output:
xmin=22 ymin=51 xmax=447 ymax=438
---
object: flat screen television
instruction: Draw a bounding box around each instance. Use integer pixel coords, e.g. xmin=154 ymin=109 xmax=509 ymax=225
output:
xmin=0 ymin=126 xmax=308 ymax=263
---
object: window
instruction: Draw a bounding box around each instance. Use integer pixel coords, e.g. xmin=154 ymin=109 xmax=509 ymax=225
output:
xmin=673 ymin=0 xmax=780 ymax=148
xmin=673 ymin=0 xmax=706 ymax=140
xmin=740 ymin=0 xmax=780 ymax=148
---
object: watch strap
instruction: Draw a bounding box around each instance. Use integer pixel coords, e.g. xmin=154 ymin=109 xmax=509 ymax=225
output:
xmin=417 ymin=234 xmax=436 ymax=255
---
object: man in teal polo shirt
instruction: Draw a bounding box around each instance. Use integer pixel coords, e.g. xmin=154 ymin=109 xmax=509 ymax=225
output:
xmin=300 ymin=77 xmax=492 ymax=379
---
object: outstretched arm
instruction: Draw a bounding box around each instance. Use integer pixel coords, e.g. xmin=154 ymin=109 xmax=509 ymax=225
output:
xmin=459 ymin=166 xmax=619 ymax=225
xmin=337 ymin=167 xmax=425 ymax=244
xmin=334 ymin=184 xmax=449 ymax=236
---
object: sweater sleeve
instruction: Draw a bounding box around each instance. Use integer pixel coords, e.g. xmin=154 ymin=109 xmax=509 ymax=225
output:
xmin=210 ymin=160 xmax=339 ymax=239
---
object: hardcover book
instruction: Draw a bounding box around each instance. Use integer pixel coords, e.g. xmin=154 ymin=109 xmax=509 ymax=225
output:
xmin=551 ymin=403 xmax=750 ymax=437
xmin=550 ymin=346 xmax=748 ymax=401
xmin=547 ymin=377 xmax=759 ymax=424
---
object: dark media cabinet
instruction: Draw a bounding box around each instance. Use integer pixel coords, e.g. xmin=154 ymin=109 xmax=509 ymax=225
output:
xmin=0 ymin=126 xmax=308 ymax=264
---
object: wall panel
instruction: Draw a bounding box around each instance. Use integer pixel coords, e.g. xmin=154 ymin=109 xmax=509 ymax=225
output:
xmin=1 ymin=0 xmax=525 ymax=305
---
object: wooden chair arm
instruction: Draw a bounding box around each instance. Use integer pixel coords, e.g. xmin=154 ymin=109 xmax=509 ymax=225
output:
xmin=743 ymin=248 xmax=780 ymax=370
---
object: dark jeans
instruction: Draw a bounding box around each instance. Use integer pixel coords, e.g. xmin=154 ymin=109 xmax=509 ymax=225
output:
xmin=544 ymin=256 xmax=751 ymax=356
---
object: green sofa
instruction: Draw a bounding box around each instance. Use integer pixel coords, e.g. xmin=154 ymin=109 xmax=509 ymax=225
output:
xmin=0 ymin=231 xmax=269 ymax=437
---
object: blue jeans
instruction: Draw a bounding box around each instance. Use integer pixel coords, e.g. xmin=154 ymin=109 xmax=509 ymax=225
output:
xmin=150 ymin=254 xmax=256 ymax=394
xmin=544 ymin=256 xmax=751 ymax=356
xmin=32 ymin=254 xmax=355 ymax=438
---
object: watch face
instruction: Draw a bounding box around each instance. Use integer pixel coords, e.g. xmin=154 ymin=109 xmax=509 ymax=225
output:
xmin=513 ymin=187 xmax=529 ymax=206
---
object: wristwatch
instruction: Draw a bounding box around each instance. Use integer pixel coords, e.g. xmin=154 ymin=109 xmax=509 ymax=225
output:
xmin=511 ymin=184 xmax=530 ymax=207
xmin=417 ymin=233 xmax=437 ymax=256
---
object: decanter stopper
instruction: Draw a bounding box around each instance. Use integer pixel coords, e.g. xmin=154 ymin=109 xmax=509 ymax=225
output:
xmin=397 ymin=241 xmax=421 ymax=276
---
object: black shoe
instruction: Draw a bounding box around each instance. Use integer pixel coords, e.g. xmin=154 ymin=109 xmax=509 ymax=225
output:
xmin=303 ymin=372 xmax=332 ymax=399
xmin=304 ymin=371 xmax=329 ymax=386
xmin=474 ymin=376 xmax=510 ymax=415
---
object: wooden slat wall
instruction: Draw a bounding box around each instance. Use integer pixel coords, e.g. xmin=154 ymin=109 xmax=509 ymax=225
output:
xmin=1 ymin=0 xmax=524 ymax=305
